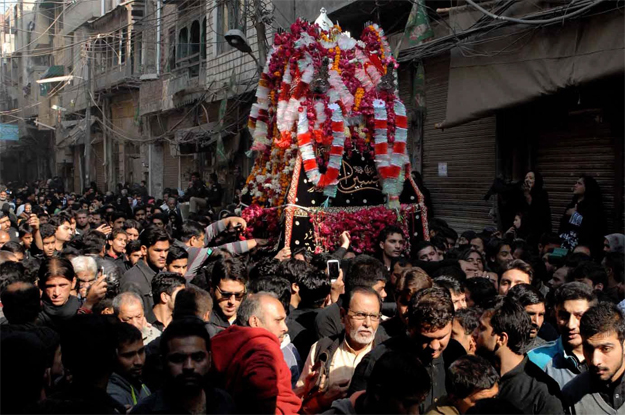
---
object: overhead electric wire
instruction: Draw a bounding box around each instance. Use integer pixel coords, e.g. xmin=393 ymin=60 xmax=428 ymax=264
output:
xmin=1 ymin=0 xmax=266 ymax=139
xmin=398 ymin=0 xmax=617 ymax=61
xmin=465 ymin=0 xmax=606 ymax=25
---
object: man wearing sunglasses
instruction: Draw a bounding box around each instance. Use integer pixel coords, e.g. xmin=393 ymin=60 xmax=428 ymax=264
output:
xmin=297 ymin=286 xmax=386 ymax=413
xmin=209 ymin=258 xmax=248 ymax=330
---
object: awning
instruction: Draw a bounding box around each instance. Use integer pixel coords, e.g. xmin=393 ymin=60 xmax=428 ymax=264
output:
xmin=36 ymin=75 xmax=73 ymax=84
xmin=40 ymin=65 xmax=64 ymax=80
xmin=327 ymin=0 xmax=412 ymax=38
xmin=440 ymin=8 xmax=624 ymax=128
xmin=56 ymin=118 xmax=95 ymax=148
xmin=174 ymin=122 xmax=235 ymax=154
xmin=39 ymin=65 xmax=65 ymax=96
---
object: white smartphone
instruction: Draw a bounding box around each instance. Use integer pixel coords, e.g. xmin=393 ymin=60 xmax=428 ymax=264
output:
xmin=327 ymin=259 xmax=340 ymax=283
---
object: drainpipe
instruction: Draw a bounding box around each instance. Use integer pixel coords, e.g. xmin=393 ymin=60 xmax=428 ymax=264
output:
xmin=148 ymin=143 xmax=152 ymax=195
xmin=101 ymin=0 xmax=104 ymax=16
xmin=156 ymin=0 xmax=161 ymax=75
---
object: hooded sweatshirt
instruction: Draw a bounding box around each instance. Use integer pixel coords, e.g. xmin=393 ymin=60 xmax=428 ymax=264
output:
xmin=605 ymin=233 xmax=625 ymax=254
xmin=210 ymin=325 xmax=301 ymax=415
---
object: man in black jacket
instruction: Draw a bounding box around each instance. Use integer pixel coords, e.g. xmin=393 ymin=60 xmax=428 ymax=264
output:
xmin=475 ymin=296 xmax=564 ymax=414
xmin=349 ymin=287 xmax=466 ymax=412
xmin=130 ymin=318 xmax=235 ymax=414
xmin=186 ymin=172 xmax=209 ymax=214
xmin=121 ymin=226 xmax=171 ymax=324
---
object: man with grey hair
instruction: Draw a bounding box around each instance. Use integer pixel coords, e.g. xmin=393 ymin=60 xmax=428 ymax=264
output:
xmin=71 ymin=255 xmax=99 ymax=301
xmin=113 ymin=292 xmax=161 ymax=344
xmin=210 ymin=292 xmax=301 ymax=414
xmin=297 ymin=286 xmax=385 ymax=413
xmin=235 ymin=292 xmax=288 ymax=342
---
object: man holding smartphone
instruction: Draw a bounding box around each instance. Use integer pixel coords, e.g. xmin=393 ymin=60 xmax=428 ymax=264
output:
xmin=297 ymin=287 xmax=385 ymax=413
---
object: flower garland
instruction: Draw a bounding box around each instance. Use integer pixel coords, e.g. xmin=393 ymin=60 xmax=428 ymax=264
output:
xmin=372 ymin=98 xmax=390 ymax=181
xmin=390 ymin=99 xmax=409 ymax=200
xmin=241 ymin=204 xmax=282 ymax=246
xmin=312 ymin=204 xmax=417 ymax=254
xmin=353 ymin=88 xmax=365 ymax=111
xmin=332 ymin=47 xmax=341 ymax=74
xmin=244 ymin=18 xmax=409 ymax=208
xmin=319 ymin=103 xmax=346 ymax=196
xmin=297 ymin=103 xmax=346 ymax=196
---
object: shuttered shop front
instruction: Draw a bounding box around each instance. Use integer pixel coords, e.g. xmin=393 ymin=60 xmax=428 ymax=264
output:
xmin=421 ymin=54 xmax=497 ymax=233
xmin=163 ymin=148 xmax=196 ymax=191
xmin=535 ymin=108 xmax=623 ymax=234
xmin=94 ymin=141 xmax=105 ymax=192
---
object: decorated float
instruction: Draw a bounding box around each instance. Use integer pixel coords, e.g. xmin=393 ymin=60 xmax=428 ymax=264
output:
xmin=241 ymin=10 xmax=429 ymax=255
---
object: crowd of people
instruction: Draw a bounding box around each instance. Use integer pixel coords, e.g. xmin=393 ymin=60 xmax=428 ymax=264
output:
xmin=0 ymin=171 xmax=624 ymax=415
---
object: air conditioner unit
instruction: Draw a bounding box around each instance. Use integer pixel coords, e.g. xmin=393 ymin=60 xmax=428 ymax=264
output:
xmin=169 ymin=143 xmax=179 ymax=157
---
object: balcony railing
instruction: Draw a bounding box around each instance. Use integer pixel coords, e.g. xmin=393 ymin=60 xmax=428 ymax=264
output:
xmin=94 ymin=62 xmax=141 ymax=91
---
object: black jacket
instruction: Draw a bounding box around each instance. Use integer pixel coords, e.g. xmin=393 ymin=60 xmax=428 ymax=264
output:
xmin=37 ymin=296 xmax=81 ymax=331
xmin=498 ymin=356 xmax=564 ymax=414
xmin=291 ymin=307 xmax=324 ymax=359
xmin=314 ymin=302 xmax=342 ymax=339
xmin=208 ymin=307 xmax=232 ymax=330
xmin=121 ymin=260 xmax=158 ymax=323
xmin=559 ymin=198 xmax=606 ymax=255
xmin=348 ymin=334 xmax=466 ymax=412
xmin=33 ymin=384 xmax=127 ymax=414
xmin=130 ymin=387 xmax=235 ymax=414
xmin=525 ymin=188 xmax=552 ymax=245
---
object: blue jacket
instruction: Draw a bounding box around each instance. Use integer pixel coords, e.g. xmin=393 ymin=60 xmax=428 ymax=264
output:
xmin=528 ymin=337 xmax=587 ymax=389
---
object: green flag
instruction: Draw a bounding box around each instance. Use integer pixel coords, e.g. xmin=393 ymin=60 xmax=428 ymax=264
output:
xmin=403 ymin=0 xmax=433 ymax=47
xmin=412 ymin=61 xmax=427 ymax=112
xmin=216 ymin=97 xmax=228 ymax=165
xmin=216 ymin=70 xmax=236 ymax=165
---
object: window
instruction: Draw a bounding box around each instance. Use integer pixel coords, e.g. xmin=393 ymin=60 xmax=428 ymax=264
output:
xmin=201 ymin=18 xmax=207 ymax=59
xmin=217 ymin=0 xmax=245 ymax=55
xmin=178 ymin=27 xmax=188 ymax=60
xmin=190 ymin=20 xmax=200 ymax=56
xmin=107 ymin=36 xmax=115 ymax=69
xmin=130 ymin=31 xmax=136 ymax=73
xmin=121 ymin=28 xmax=128 ymax=65
xmin=94 ymin=38 xmax=103 ymax=73
xmin=167 ymin=28 xmax=175 ymax=72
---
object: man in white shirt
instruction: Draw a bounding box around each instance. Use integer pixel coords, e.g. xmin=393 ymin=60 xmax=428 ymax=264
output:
xmin=297 ymin=286 xmax=383 ymax=413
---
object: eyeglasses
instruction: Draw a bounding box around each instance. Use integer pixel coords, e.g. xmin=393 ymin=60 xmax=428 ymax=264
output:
xmin=216 ymin=286 xmax=246 ymax=300
xmin=348 ymin=310 xmax=382 ymax=322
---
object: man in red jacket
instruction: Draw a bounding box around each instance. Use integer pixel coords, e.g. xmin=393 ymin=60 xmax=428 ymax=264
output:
xmin=211 ymin=292 xmax=302 ymax=414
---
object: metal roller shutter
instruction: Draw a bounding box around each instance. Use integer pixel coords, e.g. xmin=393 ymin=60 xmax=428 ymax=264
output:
xmin=73 ymin=146 xmax=81 ymax=193
xmin=179 ymin=155 xmax=195 ymax=187
xmin=397 ymin=64 xmax=420 ymax=170
xmin=536 ymin=109 xmax=621 ymax=233
xmin=94 ymin=142 xmax=105 ymax=192
xmin=421 ymin=53 xmax=497 ymax=233
xmin=162 ymin=149 xmax=179 ymax=190
xmin=163 ymin=148 xmax=196 ymax=192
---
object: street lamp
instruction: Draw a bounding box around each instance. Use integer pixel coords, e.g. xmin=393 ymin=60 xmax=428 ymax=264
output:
xmin=225 ymin=29 xmax=262 ymax=73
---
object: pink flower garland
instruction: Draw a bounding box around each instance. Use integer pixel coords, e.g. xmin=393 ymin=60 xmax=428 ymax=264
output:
xmin=241 ymin=205 xmax=281 ymax=246
xmin=312 ymin=205 xmax=416 ymax=254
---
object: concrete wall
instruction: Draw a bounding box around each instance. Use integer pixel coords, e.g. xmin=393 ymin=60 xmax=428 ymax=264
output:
xmin=203 ymin=0 xmax=352 ymax=103
xmin=61 ymin=0 xmax=103 ymax=36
